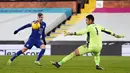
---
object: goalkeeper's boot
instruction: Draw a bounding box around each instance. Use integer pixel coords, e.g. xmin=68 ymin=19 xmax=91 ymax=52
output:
xmin=34 ymin=61 xmax=42 ymax=66
xmin=7 ymin=59 xmax=12 ymax=65
xmin=96 ymin=65 xmax=103 ymax=70
xmin=51 ymin=61 xmax=60 ymax=68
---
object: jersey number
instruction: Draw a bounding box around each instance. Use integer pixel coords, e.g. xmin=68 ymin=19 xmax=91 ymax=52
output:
xmin=95 ymin=27 xmax=99 ymax=35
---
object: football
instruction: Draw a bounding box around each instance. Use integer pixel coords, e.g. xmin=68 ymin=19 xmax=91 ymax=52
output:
xmin=32 ymin=21 xmax=40 ymax=30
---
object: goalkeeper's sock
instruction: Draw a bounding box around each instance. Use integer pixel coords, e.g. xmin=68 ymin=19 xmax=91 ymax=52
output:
xmin=36 ymin=49 xmax=45 ymax=61
xmin=10 ymin=50 xmax=23 ymax=61
xmin=94 ymin=56 xmax=100 ymax=66
xmin=58 ymin=52 xmax=76 ymax=65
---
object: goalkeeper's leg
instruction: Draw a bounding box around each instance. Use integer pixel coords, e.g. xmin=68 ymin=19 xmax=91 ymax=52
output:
xmin=92 ymin=52 xmax=103 ymax=70
xmin=51 ymin=45 xmax=90 ymax=68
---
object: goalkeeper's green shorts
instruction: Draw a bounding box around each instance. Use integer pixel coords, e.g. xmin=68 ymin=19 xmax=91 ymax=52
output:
xmin=77 ymin=44 xmax=102 ymax=56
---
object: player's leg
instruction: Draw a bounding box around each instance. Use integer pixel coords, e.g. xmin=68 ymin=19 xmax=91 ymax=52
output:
xmin=10 ymin=47 xmax=28 ymax=61
xmin=51 ymin=45 xmax=89 ymax=68
xmin=92 ymin=52 xmax=103 ymax=70
xmin=7 ymin=47 xmax=28 ymax=65
xmin=93 ymin=52 xmax=100 ymax=66
xmin=7 ymin=39 xmax=33 ymax=65
xmin=34 ymin=40 xmax=46 ymax=66
xmin=36 ymin=44 xmax=46 ymax=61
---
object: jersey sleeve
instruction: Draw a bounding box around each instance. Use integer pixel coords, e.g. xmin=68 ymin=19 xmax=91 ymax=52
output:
xmin=99 ymin=25 xmax=115 ymax=36
xmin=17 ymin=23 xmax=31 ymax=32
xmin=75 ymin=27 xmax=88 ymax=35
xmin=42 ymin=22 xmax=46 ymax=45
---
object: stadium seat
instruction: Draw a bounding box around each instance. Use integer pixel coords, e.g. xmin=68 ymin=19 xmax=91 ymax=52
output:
xmin=0 ymin=8 xmax=72 ymax=42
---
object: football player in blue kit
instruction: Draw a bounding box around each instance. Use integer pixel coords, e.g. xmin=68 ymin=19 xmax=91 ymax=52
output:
xmin=7 ymin=13 xmax=46 ymax=66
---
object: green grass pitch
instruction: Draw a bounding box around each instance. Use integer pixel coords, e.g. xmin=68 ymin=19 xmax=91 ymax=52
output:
xmin=0 ymin=56 xmax=130 ymax=73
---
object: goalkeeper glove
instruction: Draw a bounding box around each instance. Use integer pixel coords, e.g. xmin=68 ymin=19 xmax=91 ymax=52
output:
xmin=64 ymin=31 xmax=75 ymax=36
xmin=114 ymin=34 xmax=124 ymax=38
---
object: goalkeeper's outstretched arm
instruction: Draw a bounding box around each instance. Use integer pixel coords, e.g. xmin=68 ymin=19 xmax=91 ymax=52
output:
xmin=64 ymin=27 xmax=88 ymax=36
xmin=101 ymin=26 xmax=124 ymax=38
xmin=75 ymin=27 xmax=88 ymax=35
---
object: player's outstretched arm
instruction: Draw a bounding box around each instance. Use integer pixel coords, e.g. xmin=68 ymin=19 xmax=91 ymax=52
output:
xmin=14 ymin=24 xmax=31 ymax=34
xmin=64 ymin=27 xmax=88 ymax=36
xmin=101 ymin=26 xmax=124 ymax=38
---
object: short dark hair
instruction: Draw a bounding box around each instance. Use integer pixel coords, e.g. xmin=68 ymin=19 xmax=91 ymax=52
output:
xmin=38 ymin=13 xmax=43 ymax=17
xmin=86 ymin=14 xmax=94 ymax=22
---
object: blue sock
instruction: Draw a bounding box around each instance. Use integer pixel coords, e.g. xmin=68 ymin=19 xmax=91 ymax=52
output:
xmin=36 ymin=49 xmax=45 ymax=61
xmin=10 ymin=50 xmax=23 ymax=61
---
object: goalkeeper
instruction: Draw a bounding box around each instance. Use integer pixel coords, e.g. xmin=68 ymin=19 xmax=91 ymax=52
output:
xmin=51 ymin=14 xmax=124 ymax=70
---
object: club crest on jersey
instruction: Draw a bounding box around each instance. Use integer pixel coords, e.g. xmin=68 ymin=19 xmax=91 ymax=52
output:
xmin=43 ymin=26 xmax=45 ymax=28
xmin=26 ymin=44 xmax=29 ymax=47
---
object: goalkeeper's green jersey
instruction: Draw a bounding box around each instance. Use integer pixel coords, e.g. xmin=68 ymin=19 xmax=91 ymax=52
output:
xmin=75 ymin=24 xmax=114 ymax=47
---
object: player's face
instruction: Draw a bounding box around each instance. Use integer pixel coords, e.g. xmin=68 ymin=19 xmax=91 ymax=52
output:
xmin=86 ymin=18 xmax=91 ymax=25
xmin=38 ymin=15 xmax=43 ymax=22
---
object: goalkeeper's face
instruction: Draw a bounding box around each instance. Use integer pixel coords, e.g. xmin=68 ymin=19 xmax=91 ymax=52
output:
xmin=38 ymin=15 xmax=43 ymax=22
xmin=86 ymin=18 xmax=92 ymax=25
